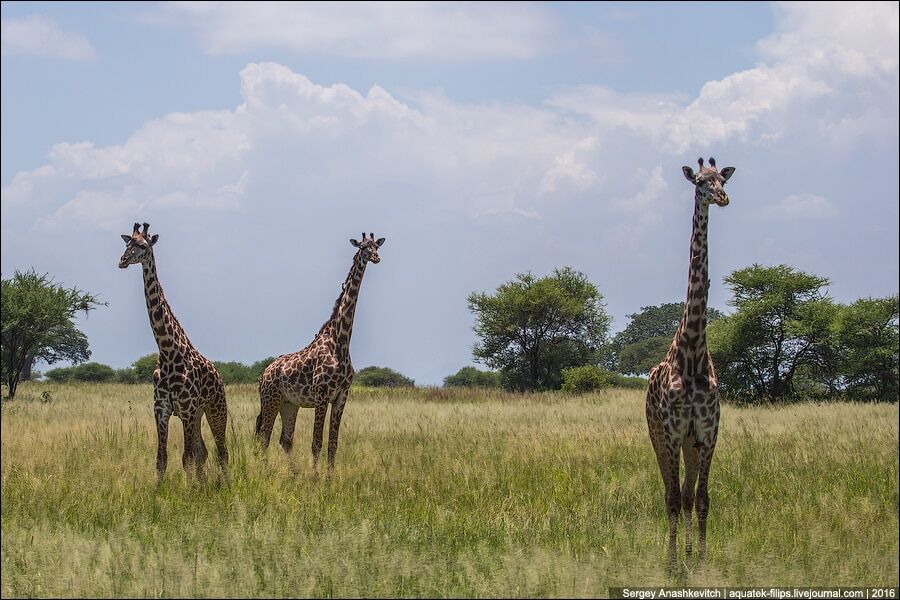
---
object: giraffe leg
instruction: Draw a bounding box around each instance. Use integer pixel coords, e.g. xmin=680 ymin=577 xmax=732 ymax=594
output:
xmin=194 ymin=416 xmax=209 ymax=483
xmin=181 ymin=415 xmax=199 ymax=483
xmin=681 ymin=437 xmax=700 ymax=556
xmin=696 ymin=442 xmax=716 ymax=559
xmin=256 ymin=381 xmax=280 ymax=450
xmin=205 ymin=397 xmax=229 ymax=482
xmin=311 ymin=403 xmax=327 ymax=478
xmin=651 ymin=431 xmax=681 ymax=573
xmin=326 ymin=390 xmax=348 ymax=475
xmin=153 ymin=395 xmax=171 ymax=489
xmin=279 ymin=402 xmax=300 ymax=453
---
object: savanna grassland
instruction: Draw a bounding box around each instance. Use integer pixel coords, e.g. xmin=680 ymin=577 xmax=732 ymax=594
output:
xmin=1 ymin=383 xmax=898 ymax=598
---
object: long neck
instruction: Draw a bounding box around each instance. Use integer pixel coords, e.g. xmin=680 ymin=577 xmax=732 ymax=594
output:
xmin=141 ymin=254 xmax=192 ymax=359
xmin=669 ymin=196 xmax=711 ymax=376
xmin=320 ymin=253 xmax=368 ymax=355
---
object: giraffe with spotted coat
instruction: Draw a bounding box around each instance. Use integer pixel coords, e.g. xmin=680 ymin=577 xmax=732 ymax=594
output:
xmin=119 ymin=222 xmax=229 ymax=486
xmin=645 ymin=158 xmax=735 ymax=567
xmin=256 ymin=232 xmax=385 ymax=476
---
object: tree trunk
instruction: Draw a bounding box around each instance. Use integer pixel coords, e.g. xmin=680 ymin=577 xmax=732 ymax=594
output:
xmin=19 ymin=354 xmax=34 ymax=381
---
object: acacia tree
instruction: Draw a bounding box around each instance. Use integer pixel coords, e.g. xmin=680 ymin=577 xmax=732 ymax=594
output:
xmin=835 ymin=295 xmax=899 ymax=400
xmin=708 ymin=264 xmax=834 ymax=401
xmin=1 ymin=270 xmax=105 ymax=398
xmin=468 ymin=267 xmax=611 ymax=391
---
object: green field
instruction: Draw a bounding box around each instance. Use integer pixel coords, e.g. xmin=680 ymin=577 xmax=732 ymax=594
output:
xmin=1 ymin=383 xmax=897 ymax=597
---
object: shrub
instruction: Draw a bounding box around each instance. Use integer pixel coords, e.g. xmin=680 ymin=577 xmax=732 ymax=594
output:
xmin=561 ymin=365 xmax=646 ymax=393
xmin=46 ymin=362 xmax=115 ymax=383
xmin=354 ymin=366 xmax=414 ymax=388
xmin=114 ymin=368 xmax=139 ymax=384
xmin=443 ymin=366 xmax=501 ymax=388
xmin=131 ymin=354 xmax=158 ymax=382
xmin=561 ymin=365 xmax=613 ymax=393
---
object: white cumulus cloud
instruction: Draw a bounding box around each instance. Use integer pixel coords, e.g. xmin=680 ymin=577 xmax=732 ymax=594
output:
xmin=548 ymin=1 xmax=899 ymax=153
xmin=1 ymin=15 xmax=96 ymax=60
xmin=761 ymin=193 xmax=839 ymax=220
xmin=154 ymin=1 xmax=560 ymax=61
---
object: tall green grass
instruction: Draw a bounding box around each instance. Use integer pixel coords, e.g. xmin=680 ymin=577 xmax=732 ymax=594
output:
xmin=2 ymin=383 xmax=897 ymax=597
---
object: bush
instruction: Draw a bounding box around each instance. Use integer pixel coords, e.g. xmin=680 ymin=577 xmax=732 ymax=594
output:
xmin=561 ymin=365 xmax=613 ymax=393
xmin=561 ymin=365 xmax=646 ymax=393
xmin=443 ymin=366 xmax=501 ymax=388
xmin=354 ymin=366 xmax=414 ymax=388
xmin=114 ymin=368 xmax=139 ymax=384
xmin=45 ymin=362 xmax=115 ymax=383
xmin=44 ymin=366 xmax=73 ymax=383
xmin=131 ymin=354 xmax=158 ymax=382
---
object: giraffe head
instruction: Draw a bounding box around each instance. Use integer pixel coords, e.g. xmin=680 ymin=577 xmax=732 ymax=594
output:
xmin=350 ymin=232 xmax=386 ymax=264
xmin=682 ymin=157 xmax=735 ymax=207
xmin=118 ymin=222 xmax=159 ymax=268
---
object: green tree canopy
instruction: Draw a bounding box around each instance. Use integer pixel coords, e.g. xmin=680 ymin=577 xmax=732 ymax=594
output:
xmin=443 ymin=366 xmax=501 ymax=388
xmin=834 ymin=295 xmax=899 ymax=400
xmin=1 ymin=270 xmax=105 ymax=398
xmin=468 ymin=267 xmax=611 ymax=391
xmin=708 ymin=264 xmax=835 ymax=401
xmin=131 ymin=353 xmax=158 ymax=383
xmin=354 ymin=366 xmax=414 ymax=388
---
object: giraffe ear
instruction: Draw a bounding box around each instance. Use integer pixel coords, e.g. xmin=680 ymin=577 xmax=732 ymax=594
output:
xmin=682 ymin=166 xmax=696 ymax=183
xmin=150 ymin=234 xmax=159 ymax=246
xmin=350 ymin=239 xmax=360 ymax=247
xmin=121 ymin=234 xmax=132 ymax=244
xmin=375 ymin=237 xmax=386 ymax=247
xmin=720 ymin=167 xmax=735 ymax=183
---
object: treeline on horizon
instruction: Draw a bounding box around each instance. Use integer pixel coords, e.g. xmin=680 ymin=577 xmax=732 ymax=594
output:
xmin=4 ymin=263 xmax=898 ymax=404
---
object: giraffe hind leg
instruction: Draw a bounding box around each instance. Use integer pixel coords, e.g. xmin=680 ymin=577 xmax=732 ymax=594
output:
xmin=204 ymin=401 xmax=229 ymax=482
xmin=681 ymin=436 xmax=700 ymax=556
xmin=256 ymin=382 xmax=280 ymax=451
xmin=195 ymin=416 xmax=209 ymax=483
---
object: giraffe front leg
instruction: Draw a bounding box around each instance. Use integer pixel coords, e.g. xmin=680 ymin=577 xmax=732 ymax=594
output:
xmin=327 ymin=390 xmax=348 ymax=476
xmin=311 ymin=403 xmax=327 ymax=478
xmin=279 ymin=402 xmax=300 ymax=454
xmin=181 ymin=415 xmax=199 ymax=484
xmin=154 ymin=398 xmax=171 ymax=489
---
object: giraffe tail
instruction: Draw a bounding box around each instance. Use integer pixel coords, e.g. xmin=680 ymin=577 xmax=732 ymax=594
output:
xmin=255 ymin=412 xmax=262 ymax=436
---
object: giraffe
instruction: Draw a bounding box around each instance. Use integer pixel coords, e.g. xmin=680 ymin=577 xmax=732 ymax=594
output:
xmin=645 ymin=158 xmax=735 ymax=568
xmin=119 ymin=222 xmax=229 ymax=486
xmin=256 ymin=232 xmax=385 ymax=476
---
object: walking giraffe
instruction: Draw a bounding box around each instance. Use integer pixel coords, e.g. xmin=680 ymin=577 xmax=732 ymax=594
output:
xmin=256 ymin=232 xmax=385 ymax=476
xmin=119 ymin=222 xmax=228 ymax=485
xmin=645 ymin=158 xmax=735 ymax=567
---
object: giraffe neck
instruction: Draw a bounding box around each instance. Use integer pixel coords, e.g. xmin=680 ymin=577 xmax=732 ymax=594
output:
xmin=669 ymin=196 xmax=711 ymax=376
xmin=141 ymin=254 xmax=192 ymax=360
xmin=321 ymin=252 xmax=368 ymax=356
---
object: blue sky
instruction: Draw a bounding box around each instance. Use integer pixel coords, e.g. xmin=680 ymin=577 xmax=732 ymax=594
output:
xmin=2 ymin=1 xmax=898 ymax=385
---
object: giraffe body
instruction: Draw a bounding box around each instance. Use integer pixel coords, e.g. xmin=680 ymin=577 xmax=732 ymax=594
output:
xmin=645 ymin=159 xmax=735 ymax=567
xmin=256 ymin=233 xmax=385 ymax=475
xmin=119 ymin=222 xmax=228 ymax=486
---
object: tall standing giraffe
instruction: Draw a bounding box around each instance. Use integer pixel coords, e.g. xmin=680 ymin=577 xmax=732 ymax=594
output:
xmin=256 ymin=232 xmax=385 ymax=476
xmin=645 ymin=158 xmax=735 ymax=567
xmin=119 ymin=222 xmax=228 ymax=485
